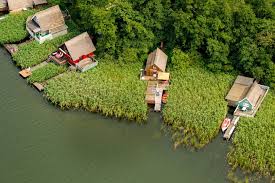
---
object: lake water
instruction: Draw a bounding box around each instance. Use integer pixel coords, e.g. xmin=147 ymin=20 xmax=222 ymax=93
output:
xmin=0 ymin=48 xmax=232 ymax=183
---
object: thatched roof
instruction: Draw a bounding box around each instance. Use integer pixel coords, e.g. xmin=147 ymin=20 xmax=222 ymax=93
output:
xmin=146 ymin=48 xmax=168 ymax=72
xmin=246 ymin=81 xmax=263 ymax=106
xmin=65 ymin=32 xmax=96 ymax=61
xmin=225 ymin=75 xmax=254 ymax=102
xmin=7 ymin=0 xmax=33 ymax=11
xmin=31 ymin=5 xmax=65 ymax=32
xmin=33 ymin=0 xmax=47 ymax=5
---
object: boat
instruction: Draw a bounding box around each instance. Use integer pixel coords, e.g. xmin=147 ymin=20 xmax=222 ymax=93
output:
xmin=221 ymin=118 xmax=231 ymax=133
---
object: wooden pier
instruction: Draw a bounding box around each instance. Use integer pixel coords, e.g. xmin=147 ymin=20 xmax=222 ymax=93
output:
xmin=4 ymin=44 xmax=18 ymax=55
xmin=154 ymin=88 xmax=163 ymax=112
xmin=223 ymin=116 xmax=240 ymax=140
xmin=19 ymin=61 xmax=49 ymax=78
xmin=33 ymin=82 xmax=44 ymax=92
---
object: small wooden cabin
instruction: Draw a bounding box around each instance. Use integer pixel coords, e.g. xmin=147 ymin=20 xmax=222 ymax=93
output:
xmin=26 ymin=5 xmax=67 ymax=44
xmin=1 ymin=0 xmax=47 ymax=12
xmin=0 ymin=0 xmax=8 ymax=12
xmin=226 ymin=75 xmax=269 ymax=117
xmin=49 ymin=32 xmax=98 ymax=72
xmin=6 ymin=0 xmax=33 ymax=12
xmin=145 ymin=48 xmax=168 ymax=76
xmin=225 ymin=76 xmax=254 ymax=107
xmin=237 ymin=81 xmax=265 ymax=112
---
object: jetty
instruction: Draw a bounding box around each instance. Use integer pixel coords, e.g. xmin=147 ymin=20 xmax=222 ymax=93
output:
xmin=19 ymin=61 xmax=48 ymax=78
xmin=223 ymin=116 xmax=239 ymax=140
xmin=4 ymin=44 xmax=18 ymax=55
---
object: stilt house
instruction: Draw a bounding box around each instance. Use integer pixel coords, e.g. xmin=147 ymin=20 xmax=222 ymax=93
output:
xmin=26 ymin=5 xmax=67 ymax=44
xmin=49 ymin=32 xmax=98 ymax=72
xmin=145 ymin=48 xmax=168 ymax=76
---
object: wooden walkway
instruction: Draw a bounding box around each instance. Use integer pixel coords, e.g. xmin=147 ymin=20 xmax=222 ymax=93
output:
xmin=4 ymin=44 xmax=18 ymax=55
xmin=223 ymin=116 xmax=240 ymax=140
xmin=154 ymin=88 xmax=163 ymax=112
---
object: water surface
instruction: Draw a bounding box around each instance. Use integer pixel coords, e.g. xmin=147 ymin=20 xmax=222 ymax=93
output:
xmin=0 ymin=48 xmax=230 ymax=183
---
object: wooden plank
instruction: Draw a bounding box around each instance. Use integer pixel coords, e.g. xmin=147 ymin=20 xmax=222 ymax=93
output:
xmin=33 ymin=82 xmax=44 ymax=92
xmin=19 ymin=69 xmax=32 ymax=78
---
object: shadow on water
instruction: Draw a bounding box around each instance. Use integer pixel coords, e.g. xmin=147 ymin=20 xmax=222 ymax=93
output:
xmin=0 ymin=48 xmax=268 ymax=183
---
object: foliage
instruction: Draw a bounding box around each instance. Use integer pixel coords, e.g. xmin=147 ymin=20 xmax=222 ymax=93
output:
xmin=163 ymin=49 xmax=235 ymax=148
xmin=228 ymin=92 xmax=275 ymax=176
xmin=45 ymin=59 xmax=148 ymax=122
xmin=0 ymin=10 xmax=36 ymax=44
xmin=71 ymin=0 xmax=275 ymax=86
xmin=27 ymin=63 xmax=66 ymax=83
xmin=12 ymin=21 xmax=79 ymax=68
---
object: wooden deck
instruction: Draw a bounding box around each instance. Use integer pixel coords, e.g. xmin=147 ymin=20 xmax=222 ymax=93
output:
xmin=19 ymin=69 xmax=32 ymax=78
xmin=19 ymin=61 xmax=49 ymax=78
xmin=33 ymin=82 xmax=44 ymax=92
xmin=223 ymin=116 xmax=240 ymax=140
xmin=4 ymin=44 xmax=18 ymax=55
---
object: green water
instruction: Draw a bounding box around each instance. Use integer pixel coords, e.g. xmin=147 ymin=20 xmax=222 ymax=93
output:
xmin=0 ymin=48 xmax=231 ymax=183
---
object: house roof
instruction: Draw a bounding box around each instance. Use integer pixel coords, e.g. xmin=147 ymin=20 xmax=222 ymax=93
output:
xmin=225 ymin=75 xmax=254 ymax=102
xmin=0 ymin=0 xmax=8 ymax=9
xmin=65 ymin=32 xmax=96 ymax=61
xmin=31 ymin=5 xmax=65 ymax=32
xmin=246 ymin=81 xmax=263 ymax=106
xmin=7 ymin=0 xmax=33 ymax=11
xmin=146 ymin=48 xmax=168 ymax=72
xmin=33 ymin=0 xmax=47 ymax=5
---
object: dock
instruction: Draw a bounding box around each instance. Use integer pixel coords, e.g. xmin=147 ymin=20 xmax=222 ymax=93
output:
xmin=4 ymin=44 xmax=18 ymax=55
xmin=33 ymin=82 xmax=44 ymax=92
xmin=223 ymin=116 xmax=240 ymax=140
xmin=19 ymin=61 xmax=48 ymax=78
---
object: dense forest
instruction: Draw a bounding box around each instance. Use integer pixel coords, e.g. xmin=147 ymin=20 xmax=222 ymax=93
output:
xmin=53 ymin=0 xmax=275 ymax=87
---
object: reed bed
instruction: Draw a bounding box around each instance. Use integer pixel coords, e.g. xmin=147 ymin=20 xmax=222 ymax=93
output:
xmin=45 ymin=60 xmax=148 ymax=122
xmin=163 ymin=50 xmax=234 ymax=148
xmin=0 ymin=10 xmax=36 ymax=44
xmin=228 ymin=92 xmax=275 ymax=176
xmin=27 ymin=63 xmax=66 ymax=83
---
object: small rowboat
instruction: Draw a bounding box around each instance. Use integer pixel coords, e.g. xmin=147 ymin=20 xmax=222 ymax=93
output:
xmin=221 ymin=118 xmax=231 ymax=133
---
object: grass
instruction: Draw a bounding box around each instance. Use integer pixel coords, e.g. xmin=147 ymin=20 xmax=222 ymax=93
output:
xmin=27 ymin=63 xmax=67 ymax=83
xmin=227 ymin=92 xmax=275 ymax=176
xmin=12 ymin=21 xmax=80 ymax=68
xmin=45 ymin=57 xmax=148 ymax=122
xmin=0 ymin=10 xmax=37 ymax=44
xmin=163 ymin=49 xmax=235 ymax=149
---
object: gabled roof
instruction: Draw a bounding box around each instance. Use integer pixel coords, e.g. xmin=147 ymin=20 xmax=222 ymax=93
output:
xmin=225 ymin=75 xmax=254 ymax=102
xmin=0 ymin=0 xmax=8 ymax=9
xmin=65 ymin=32 xmax=96 ymax=61
xmin=32 ymin=5 xmax=65 ymax=32
xmin=33 ymin=0 xmax=47 ymax=5
xmin=7 ymin=0 xmax=33 ymax=11
xmin=245 ymin=81 xmax=263 ymax=106
xmin=146 ymin=48 xmax=168 ymax=72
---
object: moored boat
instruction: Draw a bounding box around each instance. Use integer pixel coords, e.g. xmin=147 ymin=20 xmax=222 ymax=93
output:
xmin=221 ymin=118 xmax=231 ymax=133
